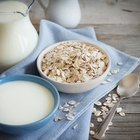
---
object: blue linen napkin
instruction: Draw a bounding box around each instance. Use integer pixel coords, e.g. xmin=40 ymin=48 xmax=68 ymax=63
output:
xmin=0 ymin=20 xmax=140 ymax=140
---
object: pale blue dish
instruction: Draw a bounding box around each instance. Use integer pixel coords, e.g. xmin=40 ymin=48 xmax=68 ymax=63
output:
xmin=0 ymin=75 xmax=60 ymax=135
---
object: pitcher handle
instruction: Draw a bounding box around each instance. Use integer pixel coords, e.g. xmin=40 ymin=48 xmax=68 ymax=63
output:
xmin=26 ymin=0 xmax=35 ymax=15
xmin=38 ymin=0 xmax=50 ymax=11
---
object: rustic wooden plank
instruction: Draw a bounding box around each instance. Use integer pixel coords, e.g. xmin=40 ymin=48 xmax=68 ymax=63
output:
xmin=90 ymin=113 xmax=140 ymax=139
xmin=93 ymin=24 xmax=140 ymax=36
xmin=78 ymin=24 xmax=140 ymax=36
xmin=90 ymin=121 xmax=140 ymax=139
xmin=113 ymin=114 xmax=140 ymax=123
xmin=101 ymin=135 xmax=140 ymax=140
xmin=96 ymin=35 xmax=140 ymax=57
xmin=30 ymin=0 xmax=140 ymax=25
xmin=92 ymin=113 xmax=140 ymax=124
xmin=120 ymin=104 xmax=140 ymax=113
xmin=106 ymin=129 xmax=140 ymax=135
xmin=88 ymin=23 xmax=140 ymax=140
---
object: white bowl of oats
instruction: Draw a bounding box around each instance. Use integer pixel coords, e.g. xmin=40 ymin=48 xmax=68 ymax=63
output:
xmin=37 ymin=40 xmax=111 ymax=94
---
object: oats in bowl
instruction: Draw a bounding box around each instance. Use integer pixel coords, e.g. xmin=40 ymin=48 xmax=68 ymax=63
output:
xmin=37 ymin=40 xmax=111 ymax=94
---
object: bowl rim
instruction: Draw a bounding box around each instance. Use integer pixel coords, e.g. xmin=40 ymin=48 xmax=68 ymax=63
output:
xmin=0 ymin=74 xmax=60 ymax=128
xmin=37 ymin=40 xmax=111 ymax=85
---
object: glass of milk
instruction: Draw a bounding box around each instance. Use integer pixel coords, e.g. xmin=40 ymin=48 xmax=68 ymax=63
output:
xmin=0 ymin=0 xmax=38 ymax=73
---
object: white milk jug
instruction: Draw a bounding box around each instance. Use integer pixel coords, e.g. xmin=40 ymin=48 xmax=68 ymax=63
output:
xmin=38 ymin=0 xmax=81 ymax=28
xmin=0 ymin=0 xmax=38 ymax=73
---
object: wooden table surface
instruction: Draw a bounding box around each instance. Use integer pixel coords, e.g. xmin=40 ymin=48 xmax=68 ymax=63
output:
xmin=32 ymin=0 xmax=140 ymax=139
xmin=89 ymin=24 xmax=140 ymax=140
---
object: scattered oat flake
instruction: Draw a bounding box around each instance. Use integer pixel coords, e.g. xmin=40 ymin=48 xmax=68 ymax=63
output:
xmin=107 ymin=103 xmax=114 ymax=108
xmin=106 ymin=97 xmax=112 ymax=101
xmin=108 ymin=94 xmax=111 ymax=97
xmin=72 ymin=124 xmax=78 ymax=130
xmin=54 ymin=116 xmax=65 ymax=122
xmin=94 ymin=111 xmax=101 ymax=116
xmin=63 ymin=102 xmax=70 ymax=107
xmin=68 ymin=109 xmax=75 ymax=114
xmin=95 ymin=101 xmax=102 ymax=106
xmin=66 ymin=114 xmax=75 ymax=121
xmin=117 ymin=62 xmax=123 ymax=66
xmin=92 ymin=107 xmax=97 ymax=113
xmin=111 ymin=69 xmax=120 ymax=74
xmin=89 ymin=130 xmax=95 ymax=135
xmin=63 ymin=108 xmax=70 ymax=112
xmin=102 ymin=113 xmax=107 ymax=119
xmin=106 ymin=100 xmax=111 ymax=104
xmin=103 ymin=102 xmax=108 ymax=106
xmin=106 ymin=126 xmax=109 ymax=131
xmin=97 ymin=117 xmax=103 ymax=122
xmin=106 ymin=78 xmax=112 ymax=82
xmin=107 ymin=71 xmax=112 ymax=76
xmin=90 ymin=122 xmax=94 ymax=128
xmin=101 ymin=81 xmax=108 ymax=85
xmin=112 ymin=96 xmax=117 ymax=101
xmin=112 ymin=100 xmax=117 ymax=103
xmin=119 ymin=112 xmax=125 ymax=117
xmin=68 ymin=100 xmax=77 ymax=106
xmin=101 ymin=106 xmax=109 ymax=112
xmin=113 ymin=93 xmax=118 ymax=97
xmin=116 ymin=107 xmax=122 ymax=113
xmin=69 ymin=106 xmax=74 ymax=110
xmin=109 ymin=122 xmax=113 ymax=126
xmin=58 ymin=104 xmax=63 ymax=110
xmin=102 ymin=134 xmax=105 ymax=137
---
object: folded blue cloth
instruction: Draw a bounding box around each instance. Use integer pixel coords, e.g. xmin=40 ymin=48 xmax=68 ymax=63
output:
xmin=0 ymin=20 xmax=140 ymax=140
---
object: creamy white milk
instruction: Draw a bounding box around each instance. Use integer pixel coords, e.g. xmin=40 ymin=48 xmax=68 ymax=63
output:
xmin=0 ymin=1 xmax=27 ymax=23
xmin=0 ymin=81 xmax=54 ymax=125
xmin=0 ymin=1 xmax=38 ymax=72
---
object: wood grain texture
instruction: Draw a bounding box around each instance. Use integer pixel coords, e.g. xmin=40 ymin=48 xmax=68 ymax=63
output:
xmin=89 ymin=24 xmax=140 ymax=140
xmin=80 ymin=0 xmax=140 ymax=24
xmin=31 ymin=0 xmax=140 ymax=25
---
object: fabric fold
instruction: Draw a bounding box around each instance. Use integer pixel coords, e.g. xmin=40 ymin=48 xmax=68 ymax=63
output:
xmin=0 ymin=20 xmax=140 ymax=140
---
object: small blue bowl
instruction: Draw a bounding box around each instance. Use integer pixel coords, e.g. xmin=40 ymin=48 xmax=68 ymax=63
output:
xmin=0 ymin=74 xmax=60 ymax=135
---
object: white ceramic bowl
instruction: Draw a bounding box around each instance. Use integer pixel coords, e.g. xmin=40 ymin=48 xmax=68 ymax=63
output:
xmin=37 ymin=40 xmax=111 ymax=94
